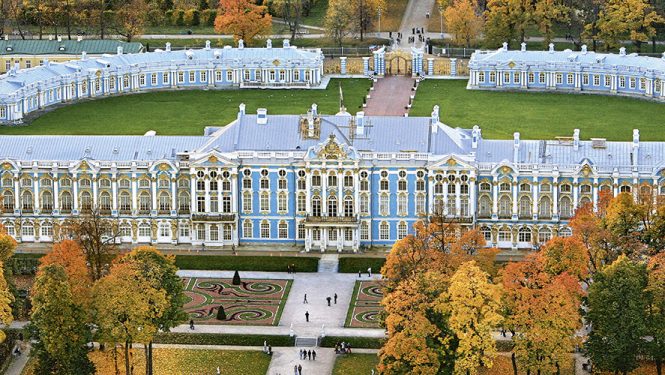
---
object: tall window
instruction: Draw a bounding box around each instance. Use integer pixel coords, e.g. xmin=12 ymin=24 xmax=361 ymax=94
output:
xmin=379 ymin=222 xmax=389 ymax=240
xmin=539 ymin=196 xmax=551 ymax=218
xmin=397 ymin=222 xmax=407 ymax=239
xmin=312 ymin=196 xmax=321 ymax=216
xmin=344 ymin=196 xmax=354 ymax=217
xmin=398 ymin=194 xmax=407 ymax=216
xmin=360 ymin=222 xmax=369 ymax=240
xmin=243 ymin=220 xmax=253 ymax=238
xmin=260 ymin=221 xmax=270 ymax=239
xmin=260 ymin=192 xmax=270 ymax=212
xmin=278 ymin=221 xmax=288 ymax=239
xmin=498 ymin=196 xmax=511 ymax=218
xmin=327 ymin=196 xmax=337 ymax=216
xmin=519 ymin=196 xmax=531 ymax=218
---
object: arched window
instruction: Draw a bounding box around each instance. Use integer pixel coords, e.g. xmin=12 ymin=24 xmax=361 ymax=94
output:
xmin=397 ymin=221 xmax=407 ymax=239
xmin=98 ymin=191 xmax=111 ymax=211
xmin=478 ymin=195 xmax=491 ymax=217
xmin=80 ymin=191 xmax=92 ymax=212
xmin=360 ymin=221 xmax=369 ymax=240
xmin=344 ymin=196 xmax=354 ymax=217
xmin=519 ymin=183 xmax=531 ymax=192
xmin=60 ymin=191 xmax=73 ymax=211
xmin=360 ymin=194 xmax=369 ymax=214
xmin=178 ymin=192 xmax=190 ymax=212
xmin=312 ymin=196 xmax=321 ymax=216
xmin=539 ymin=196 xmax=551 ymax=218
xmin=518 ymin=227 xmax=532 ymax=243
xmin=158 ymin=192 xmax=171 ymax=212
xmin=41 ymin=222 xmax=53 ymax=238
xmin=499 ymin=182 xmax=511 ymax=192
xmin=158 ymin=222 xmax=171 ymax=238
xmin=559 ymin=196 xmax=572 ymax=218
xmin=138 ymin=223 xmax=151 ymax=241
xmin=379 ymin=222 xmax=390 ymax=240
xmin=620 ymin=185 xmax=632 ymax=193
xmin=260 ymin=221 xmax=270 ymax=239
xmin=480 ymin=226 xmax=492 ymax=242
xmin=278 ymin=221 xmax=288 ymax=239
xmin=21 ymin=191 xmax=33 ymax=211
xmin=243 ymin=220 xmax=253 ymax=238
xmin=498 ymin=196 xmax=511 ymax=218
xmin=328 ymin=196 xmax=337 ymax=216
xmin=2 ymin=191 xmax=13 ymax=212
xmin=559 ymin=227 xmax=572 ymax=237
xmin=538 ymin=227 xmax=552 ymax=244
xmin=398 ymin=194 xmax=408 ymax=216
xmin=498 ymin=227 xmax=511 ymax=242
xmin=519 ymin=196 xmax=531 ymax=218
xmin=119 ymin=191 xmax=131 ymax=212
xmin=139 ymin=192 xmax=151 ymax=212
xmin=579 ymin=196 xmax=591 ymax=207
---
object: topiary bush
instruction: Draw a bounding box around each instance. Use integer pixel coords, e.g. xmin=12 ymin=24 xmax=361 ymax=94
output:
xmin=201 ymin=9 xmax=217 ymax=26
xmin=232 ymin=270 xmax=241 ymax=285
xmin=184 ymin=9 xmax=200 ymax=26
xmin=173 ymin=9 xmax=185 ymax=26
xmin=216 ymin=305 xmax=226 ymax=320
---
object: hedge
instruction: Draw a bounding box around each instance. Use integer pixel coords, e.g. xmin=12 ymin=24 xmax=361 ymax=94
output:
xmin=6 ymin=253 xmax=42 ymax=275
xmin=153 ymin=332 xmax=294 ymax=347
xmin=174 ymin=255 xmax=319 ymax=272
xmin=320 ymin=336 xmax=384 ymax=349
xmin=338 ymin=257 xmax=386 ymax=274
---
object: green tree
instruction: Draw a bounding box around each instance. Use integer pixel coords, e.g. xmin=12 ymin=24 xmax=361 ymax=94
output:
xmin=595 ymin=0 xmax=664 ymax=51
xmin=269 ymin=0 xmax=305 ymax=39
xmin=445 ymin=261 xmax=502 ymax=375
xmin=585 ymin=255 xmax=648 ymax=375
xmin=324 ymin=0 xmax=354 ymax=46
xmin=646 ymin=253 xmax=665 ymax=375
xmin=30 ymin=264 xmax=94 ymax=375
xmin=533 ymin=0 xmax=570 ymax=46
xmin=119 ymin=246 xmax=187 ymax=375
xmin=484 ymin=0 xmax=533 ymax=47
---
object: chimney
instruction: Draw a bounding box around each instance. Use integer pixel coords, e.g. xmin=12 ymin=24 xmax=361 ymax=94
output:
xmin=4 ymin=35 xmax=8 ymax=41
xmin=311 ymin=103 xmax=317 ymax=116
xmin=283 ymin=39 xmax=290 ymax=48
xmin=632 ymin=129 xmax=640 ymax=166
xmin=257 ymin=108 xmax=267 ymax=125
xmin=502 ymin=42 xmax=508 ymax=52
xmin=520 ymin=42 xmax=526 ymax=52
xmin=117 ymin=46 xmax=123 ymax=55
xmin=620 ymin=47 xmax=626 ymax=56
xmin=238 ymin=39 xmax=244 ymax=49
xmin=513 ymin=132 xmax=520 ymax=161
xmin=573 ymin=128 xmax=580 ymax=150
xmin=431 ymin=105 xmax=440 ymax=124
xmin=471 ymin=125 xmax=481 ymax=149
xmin=205 ymin=40 xmax=211 ymax=50
xmin=266 ymin=39 xmax=272 ymax=48
xmin=355 ymin=112 xmax=365 ymax=136
xmin=57 ymin=35 xmax=62 ymax=42
xmin=165 ymin=42 xmax=171 ymax=52
xmin=77 ymin=35 xmax=82 ymax=42
xmin=548 ymin=43 xmax=554 ymax=53
xmin=581 ymin=44 xmax=588 ymax=54
xmin=237 ymin=103 xmax=246 ymax=119
xmin=307 ymin=110 xmax=315 ymax=137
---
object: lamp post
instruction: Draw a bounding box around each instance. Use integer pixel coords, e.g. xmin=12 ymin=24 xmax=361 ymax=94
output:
xmin=439 ymin=5 xmax=444 ymax=39
xmin=378 ymin=7 xmax=382 ymax=38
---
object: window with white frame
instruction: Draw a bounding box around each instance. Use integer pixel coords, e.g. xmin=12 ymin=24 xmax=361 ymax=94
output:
xmin=278 ymin=193 xmax=287 ymax=213
xmin=489 ymin=72 xmax=496 ymax=83
xmin=360 ymin=222 xmax=369 ymax=240
xmin=605 ymin=75 xmax=611 ymax=87
xmin=379 ymin=194 xmax=389 ymax=216
xmin=379 ymin=222 xmax=389 ymax=240
xmin=260 ymin=221 xmax=270 ymax=239
xmin=619 ymin=76 xmax=626 ymax=88
xmin=528 ymin=72 xmax=535 ymax=83
xmin=538 ymin=228 xmax=551 ymax=243
xmin=539 ymin=72 xmax=545 ymax=84
xmin=215 ymin=71 xmax=222 ymax=81
xmin=567 ymin=74 xmax=574 ymax=85
xmin=416 ymin=194 xmax=426 ymax=215
xmin=163 ymin=72 xmax=170 ymax=84
xmin=397 ymin=222 xmax=407 ymax=239
xmin=178 ymin=72 xmax=184 ymax=83
xmin=243 ymin=220 xmax=253 ymax=238
xmin=513 ymin=72 xmax=520 ymax=83
xmin=297 ymin=222 xmax=305 ymax=239
xmin=243 ymin=192 xmax=252 ymax=212
xmin=360 ymin=194 xmax=369 ymax=214
xmin=151 ymin=74 xmax=157 ymax=85
xmin=297 ymin=194 xmax=306 ymax=213
xmin=583 ymin=74 xmax=589 ymax=85
xmin=139 ymin=74 xmax=146 ymax=86
xmin=556 ymin=73 xmax=563 ymax=84
xmin=260 ymin=192 xmax=270 ymax=212
xmin=478 ymin=72 xmax=485 ymax=83
xmin=278 ymin=221 xmax=288 ymax=239
xmin=629 ymin=77 xmax=636 ymax=89
xmin=201 ymin=71 xmax=207 ymax=82
xmin=179 ymin=223 xmax=190 ymax=238
xmin=518 ymin=227 xmax=531 ymax=242
xmin=594 ymin=75 xmax=600 ymax=86
xmin=189 ymin=71 xmax=195 ymax=83
xmin=504 ymin=72 xmax=510 ymax=83
xmin=397 ymin=194 xmax=407 ymax=216
xmin=498 ymin=228 xmax=511 ymax=242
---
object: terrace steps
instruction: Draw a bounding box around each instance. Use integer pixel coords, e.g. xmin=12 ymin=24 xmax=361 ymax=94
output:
xmin=295 ymin=336 xmax=319 ymax=347
xmin=317 ymin=254 xmax=339 ymax=273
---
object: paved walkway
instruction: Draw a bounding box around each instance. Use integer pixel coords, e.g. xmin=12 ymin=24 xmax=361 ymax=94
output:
xmin=397 ymin=0 xmax=437 ymax=49
xmin=4 ymin=342 xmax=30 ymax=375
xmin=364 ymin=76 xmax=415 ymax=116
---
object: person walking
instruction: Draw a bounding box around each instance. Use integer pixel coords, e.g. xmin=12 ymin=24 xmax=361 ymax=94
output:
xmin=303 ymin=293 xmax=308 ymax=304
xmin=294 ymin=364 xmax=298 ymax=375
xmin=334 ymin=293 xmax=338 ymax=304
xmin=312 ymin=350 xmax=317 ymax=360
xmin=326 ymin=296 xmax=331 ymax=306
xmin=367 ymin=267 xmax=372 ymax=277
xmin=298 ymin=364 xmax=302 ymax=375
xmin=358 ymin=270 xmax=362 ymax=278
xmin=305 ymin=311 xmax=310 ymax=322
xmin=189 ymin=319 xmax=195 ymax=330
xmin=308 ymin=350 xmax=312 ymax=360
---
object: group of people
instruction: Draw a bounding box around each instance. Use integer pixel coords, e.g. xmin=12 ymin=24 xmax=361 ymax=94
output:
xmin=334 ymin=341 xmax=352 ymax=354
xmin=299 ymin=349 xmax=316 ymax=360
xmin=358 ymin=268 xmax=372 ymax=278
xmin=287 ymin=264 xmax=297 ymax=274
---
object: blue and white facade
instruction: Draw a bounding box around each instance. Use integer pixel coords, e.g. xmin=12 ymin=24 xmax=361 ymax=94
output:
xmin=468 ymin=42 xmax=665 ymax=101
xmin=0 ymin=39 xmax=324 ymax=124
xmin=1 ymin=105 xmax=664 ymax=252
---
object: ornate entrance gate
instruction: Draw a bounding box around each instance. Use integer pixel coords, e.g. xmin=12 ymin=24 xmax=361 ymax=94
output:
xmin=385 ymin=51 xmax=412 ymax=76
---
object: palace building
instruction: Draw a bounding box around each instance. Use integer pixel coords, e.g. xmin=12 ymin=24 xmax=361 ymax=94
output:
xmin=1 ymin=104 xmax=663 ymax=252
xmin=467 ymin=42 xmax=665 ymax=101
xmin=0 ymin=39 xmax=324 ymax=124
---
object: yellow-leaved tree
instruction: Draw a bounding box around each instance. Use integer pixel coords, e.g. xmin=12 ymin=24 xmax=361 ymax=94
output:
xmin=594 ymin=0 xmax=664 ymax=51
xmin=214 ymin=0 xmax=272 ymax=45
xmin=444 ymin=261 xmax=503 ymax=375
xmin=0 ymin=226 xmax=15 ymax=343
xmin=444 ymin=0 xmax=484 ymax=48
xmin=39 ymin=240 xmax=93 ymax=312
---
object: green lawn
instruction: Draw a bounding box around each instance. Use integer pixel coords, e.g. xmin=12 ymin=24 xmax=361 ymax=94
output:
xmin=411 ymin=79 xmax=665 ymax=141
xmin=0 ymin=79 xmax=370 ymax=136
xmin=332 ymin=354 xmax=380 ymax=375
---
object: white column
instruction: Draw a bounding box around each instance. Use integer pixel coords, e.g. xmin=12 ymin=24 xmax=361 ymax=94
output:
xmin=427 ymin=173 xmax=434 ymax=214
xmin=217 ymin=178 xmax=223 ymax=213
xmin=190 ymin=173 xmax=196 ymax=212
xmin=53 ymin=173 xmax=59 ymax=213
xmin=573 ymin=179 xmax=579 ymax=210
xmin=231 ymin=172 xmax=238 ymax=213
xmin=353 ymin=171 xmax=360 ymax=215
xmin=151 ymin=176 xmax=157 ymax=212
xmin=112 ymin=175 xmax=118 ymax=212
xmin=322 ymin=169 xmax=328 ymax=215
xmin=511 ymin=181 xmax=518 ymax=219
xmin=306 ymin=168 xmax=312 ymax=214
xmin=337 ymin=169 xmax=343 ymax=216
xmin=33 ymin=173 xmax=39 ymax=212
xmin=532 ymin=176 xmax=539 ymax=220
xmin=73 ymin=174 xmax=79 ymax=212
xmin=491 ymin=178 xmax=498 ymax=219
xmin=592 ymin=178 xmax=599 ymax=211
xmin=469 ymin=175 xmax=477 ymax=219
xmin=92 ymin=175 xmax=98 ymax=209
xmin=553 ymin=179 xmax=559 ymax=219
xmin=454 ymin=181 xmax=461 ymax=216
xmin=613 ymin=177 xmax=619 ymax=197
xmin=204 ymin=176 xmax=211 ymax=212
xmin=442 ymin=181 xmax=449 ymax=215
xmin=13 ymin=175 xmax=19 ymax=211
xmin=131 ymin=174 xmax=137 ymax=213
xmin=171 ymin=173 xmax=177 ymax=215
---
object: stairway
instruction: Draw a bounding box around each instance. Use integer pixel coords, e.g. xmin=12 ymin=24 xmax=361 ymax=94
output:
xmin=295 ymin=336 xmax=319 ymax=347
xmin=317 ymin=254 xmax=339 ymax=273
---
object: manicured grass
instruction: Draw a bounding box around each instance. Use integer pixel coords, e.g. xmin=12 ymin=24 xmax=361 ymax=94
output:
xmin=153 ymin=332 xmax=295 ymax=346
xmin=411 ymin=79 xmax=665 ymax=141
xmin=332 ymin=353 xmax=379 ymax=375
xmin=344 ymin=280 xmax=362 ymax=327
xmin=338 ymin=257 xmax=386 ymax=274
xmin=174 ymin=255 xmax=319 ymax=272
xmin=300 ymin=0 xmax=328 ymax=27
xmin=0 ymin=79 xmax=371 ymax=136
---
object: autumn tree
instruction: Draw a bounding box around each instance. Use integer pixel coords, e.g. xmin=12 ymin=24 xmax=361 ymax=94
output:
xmin=645 ymin=253 xmax=665 ymax=375
xmin=0 ymin=228 xmax=15 ymax=342
xmin=445 ymin=261 xmax=502 ymax=375
xmin=595 ymin=0 xmax=664 ymax=51
xmin=501 ymin=255 xmax=583 ymax=374
xmin=537 ymin=236 xmax=590 ymax=282
xmin=351 ymin=0 xmax=385 ymax=41
xmin=585 ymin=255 xmax=648 ymax=375
xmin=214 ymin=0 xmax=272 ymax=45
xmin=533 ymin=0 xmax=569 ymax=46
xmin=269 ymin=0 xmax=305 ymax=39
xmin=29 ymin=264 xmax=94 ymax=375
xmin=324 ymin=0 xmax=354 ymax=46
xmin=484 ymin=0 xmax=533 ymax=47
xmin=39 ymin=240 xmax=93 ymax=310
xmin=445 ymin=0 xmax=484 ymax=47
xmin=114 ymin=0 xmax=149 ymax=41
xmin=60 ymin=209 xmax=118 ymax=281
xmin=119 ymin=246 xmax=186 ymax=375
xmin=93 ymin=262 xmax=167 ymax=375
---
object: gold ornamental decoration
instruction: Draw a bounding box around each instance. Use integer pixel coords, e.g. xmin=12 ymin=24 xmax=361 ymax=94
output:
xmin=159 ymin=163 xmax=170 ymax=171
xmin=317 ymin=134 xmax=347 ymax=160
xmin=272 ymin=59 xmax=281 ymax=66
xmin=208 ymin=155 xmax=218 ymax=164
xmin=2 ymin=162 xmax=11 ymax=170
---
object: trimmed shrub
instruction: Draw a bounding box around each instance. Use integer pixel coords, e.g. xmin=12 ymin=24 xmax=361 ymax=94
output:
xmin=338 ymin=257 xmax=387 ymax=274
xmin=216 ymin=306 xmax=226 ymax=320
xmin=201 ymin=9 xmax=217 ymax=26
xmin=153 ymin=333 xmax=295 ymax=347
xmin=232 ymin=270 xmax=241 ymax=285
xmin=172 ymin=9 xmax=185 ymax=26
xmin=165 ymin=10 xmax=174 ymax=25
xmin=6 ymin=254 xmax=42 ymax=275
xmin=320 ymin=336 xmax=384 ymax=349
xmin=174 ymin=255 xmax=319 ymax=272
